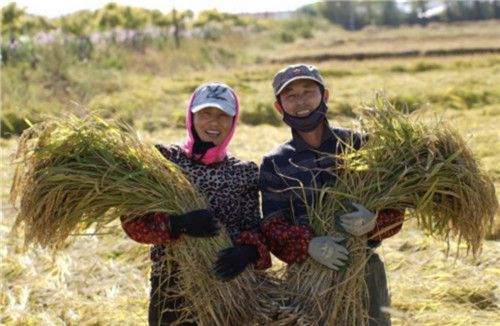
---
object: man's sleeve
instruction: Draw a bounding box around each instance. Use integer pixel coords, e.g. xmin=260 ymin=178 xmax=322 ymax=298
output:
xmin=368 ymin=209 xmax=405 ymax=241
xmin=259 ymin=156 xmax=313 ymax=265
xmin=259 ymin=156 xmax=293 ymax=221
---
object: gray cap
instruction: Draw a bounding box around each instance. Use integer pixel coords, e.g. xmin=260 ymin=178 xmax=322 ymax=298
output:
xmin=272 ymin=64 xmax=324 ymax=97
xmin=191 ymin=82 xmax=237 ymax=117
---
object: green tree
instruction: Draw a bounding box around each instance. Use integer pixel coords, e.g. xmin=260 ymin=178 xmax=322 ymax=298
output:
xmin=33 ymin=16 xmax=54 ymax=33
xmin=472 ymin=0 xmax=495 ymax=20
xmin=170 ymin=8 xmax=193 ymax=48
xmin=149 ymin=9 xmax=172 ymax=48
xmin=59 ymin=10 xmax=95 ymax=60
xmin=59 ymin=10 xmax=94 ymax=36
xmin=193 ymin=9 xmax=245 ymax=28
xmin=445 ymin=0 xmax=458 ymax=22
xmin=122 ymin=6 xmax=148 ymax=29
xmin=151 ymin=9 xmax=171 ymax=28
xmin=95 ymin=3 xmax=125 ymax=44
xmin=315 ymin=1 xmax=355 ymax=30
xmin=495 ymin=0 xmax=500 ymax=19
xmin=361 ymin=0 xmax=379 ymax=26
xmin=96 ymin=3 xmax=124 ymax=31
xmin=1 ymin=2 xmax=26 ymax=41
xmin=381 ymin=0 xmax=401 ymax=26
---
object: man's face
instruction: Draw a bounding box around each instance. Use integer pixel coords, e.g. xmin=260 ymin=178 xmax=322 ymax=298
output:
xmin=192 ymin=107 xmax=233 ymax=145
xmin=279 ymin=79 xmax=323 ymax=117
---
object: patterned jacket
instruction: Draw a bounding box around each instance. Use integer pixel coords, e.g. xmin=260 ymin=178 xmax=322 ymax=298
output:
xmin=121 ymin=144 xmax=271 ymax=276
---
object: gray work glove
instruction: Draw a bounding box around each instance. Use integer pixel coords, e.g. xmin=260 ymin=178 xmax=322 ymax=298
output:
xmin=335 ymin=201 xmax=377 ymax=237
xmin=308 ymin=236 xmax=348 ymax=270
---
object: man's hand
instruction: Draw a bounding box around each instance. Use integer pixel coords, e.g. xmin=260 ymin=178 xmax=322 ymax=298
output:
xmin=169 ymin=209 xmax=220 ymax=237
xmin=308 ymin=236 xmax=348 ymax=270
xmin=335 ymin=201 xmax=377 ymax=237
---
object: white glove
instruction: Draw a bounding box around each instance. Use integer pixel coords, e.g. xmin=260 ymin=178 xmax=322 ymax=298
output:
xmin=335 ymin=202 xmax=377 ymax=237
xmin=308 ymin=236 xmax=348 ymax=270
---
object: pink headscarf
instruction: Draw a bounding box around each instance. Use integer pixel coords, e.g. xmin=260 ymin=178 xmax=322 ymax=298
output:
xmin=182 ymin=82 xmax=240 ymax=165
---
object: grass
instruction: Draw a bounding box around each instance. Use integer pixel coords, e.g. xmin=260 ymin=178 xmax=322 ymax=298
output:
xmin=2 ymin=20 xmax=500 ymax=138
xmin=1 ymin=20 xmax=499 ymax=325
xmin=271 ymin=20 xmax=500 ymax=60
xmin=384 ymin=221 xmax=499 ymax=326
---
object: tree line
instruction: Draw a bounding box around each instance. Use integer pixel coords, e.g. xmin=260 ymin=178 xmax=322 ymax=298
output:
xmin=1 ymin=2 xmax=252 ymax=44
xmin=301 ymin=0 xmax=500 ymax=30
xmin=3 ymin=1 xmax=499 ymax=41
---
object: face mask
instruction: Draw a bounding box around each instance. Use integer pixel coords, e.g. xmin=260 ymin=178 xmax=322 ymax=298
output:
xmin=192 ymin=127 xmax=216 ymax=155
xmin=282 ymin=101 xmax=328 ymax=132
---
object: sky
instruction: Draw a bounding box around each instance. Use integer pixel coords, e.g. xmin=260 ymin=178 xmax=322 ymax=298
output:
xmin=11 ymin=0 xmax=319 ymax=18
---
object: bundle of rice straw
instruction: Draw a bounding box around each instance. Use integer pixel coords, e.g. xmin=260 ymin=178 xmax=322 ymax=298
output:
xmin=9 ymin=113 xmax=276 ymax=325
xmin=10 ymin=114 xmax=205 ymax=248
xmin=168 ymin=234 xmax=282 ymax=326
xmin=279 ymin=97 xmax=498 ymax=325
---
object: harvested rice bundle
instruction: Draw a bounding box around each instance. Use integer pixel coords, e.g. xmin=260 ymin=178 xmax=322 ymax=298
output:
xmin=9 ymin=113 xmax=276 ymax=325
xmin=283 ymin=98 xmax=498 ymax=325
xmin=145 ymin=239 xmax=278 ymax=326
xmin=169 ymin=234 xmax=281 ymax=326
xmin=342 ymin=100 xmax=497 ymax=252
xmin=10 ymin=114 xmax=205 ymax=249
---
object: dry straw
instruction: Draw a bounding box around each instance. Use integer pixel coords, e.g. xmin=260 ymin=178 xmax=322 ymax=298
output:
xmin=9 ymin=105 xmax=497 ymax=325
xmin=10 ymin=114 xmax=205 ymax=249
xmin=9 ymin=113 xmax=275 ymax=325
xmin=280 ymin=97 xmax=498 ymax=325
xmin=166 ymin=234 xmax=281 ymax=326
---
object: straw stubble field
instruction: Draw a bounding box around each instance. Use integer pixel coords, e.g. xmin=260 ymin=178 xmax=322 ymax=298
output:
xmin=1 ymin=108 xmax=499 ymax=325
xmin=2 ymin=22 xmax=500 ymax=325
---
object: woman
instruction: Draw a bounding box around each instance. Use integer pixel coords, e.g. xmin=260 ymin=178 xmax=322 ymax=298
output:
xmin=121 ymin=82 xmax=271 ymax=325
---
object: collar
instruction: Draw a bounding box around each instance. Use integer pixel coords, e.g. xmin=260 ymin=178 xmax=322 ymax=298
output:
xmin=290 ymin=121 xmax=334 ymax=152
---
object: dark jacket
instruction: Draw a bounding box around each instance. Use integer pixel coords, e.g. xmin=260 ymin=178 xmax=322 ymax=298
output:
xmin=259 ymin=123 xmax=403 ymax=264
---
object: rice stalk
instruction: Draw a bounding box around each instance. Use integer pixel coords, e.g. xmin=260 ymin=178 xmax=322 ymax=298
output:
xmin=9 ymin=113 xmax=279 ymax=325
xmin=167 ymin=233 xmax=282 ymax=326
xmin=280 ymin=96 xmax=498 ymax=325
xmin=10 ymin=114 xmax=205 ymax=249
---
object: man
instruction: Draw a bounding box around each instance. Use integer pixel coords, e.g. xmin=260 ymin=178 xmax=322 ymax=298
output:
xmin=259 ymin=64 xmax=404 ymax=325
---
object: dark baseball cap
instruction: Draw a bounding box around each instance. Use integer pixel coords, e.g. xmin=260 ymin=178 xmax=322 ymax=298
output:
xmin=272 ymin=64 xmax=325 ymax=97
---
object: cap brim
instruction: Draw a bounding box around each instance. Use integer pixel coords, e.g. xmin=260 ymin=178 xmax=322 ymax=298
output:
xmin=275 ymin=76 xmax=324 ymax=96
xmin=191 ymin=103 xmax=236 ymax=116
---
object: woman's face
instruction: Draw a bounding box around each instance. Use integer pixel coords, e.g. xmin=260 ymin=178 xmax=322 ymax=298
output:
xmin=192 ymin=107 xmax=233 ymax=145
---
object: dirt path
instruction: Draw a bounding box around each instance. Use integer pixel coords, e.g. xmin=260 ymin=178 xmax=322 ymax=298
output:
xmin=271 ymin=47 xmax=500 ymax=63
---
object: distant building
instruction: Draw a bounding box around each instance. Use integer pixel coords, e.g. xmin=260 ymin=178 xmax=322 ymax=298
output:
xmin=239 ymin=11 xmax=294 ymax=19
xmin=418 ymin=4 xmax=447 ymax=19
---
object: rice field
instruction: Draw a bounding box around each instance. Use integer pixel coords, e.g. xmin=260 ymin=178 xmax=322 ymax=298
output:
xmin=1 ymin=20 xmax=500 ymax=325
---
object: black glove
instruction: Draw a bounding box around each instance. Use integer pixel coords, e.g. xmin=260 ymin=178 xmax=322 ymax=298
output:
xmin=169 ymin=209 xmax=220 ymax=238
xmin=213 ymin=245 xmax=259 ymax=281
